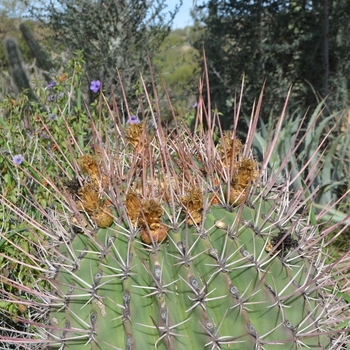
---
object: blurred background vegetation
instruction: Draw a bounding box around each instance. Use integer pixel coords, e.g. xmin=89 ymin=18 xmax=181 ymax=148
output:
xmin=193 ymin=0 xmax=350 ymax=130
xmin=1 ymin=0 xmax=349 ymax=122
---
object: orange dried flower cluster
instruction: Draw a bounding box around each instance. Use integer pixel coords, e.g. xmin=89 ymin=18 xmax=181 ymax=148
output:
xmin=216 ymin=131 xmax=259 ymax=206
xmin=218 ymin=131 xmax=243 ymax=168
xmin=75 ymin=183 xmax=113 ymax=228
xmin=58 ymin=74 xmax=67 ymax=83
xmin=121 ymin=123 xmax=259 ymax=242
xmin=67 ymin=155 xmax=113 ymax=228
xmin=125 ymin=123 xmax=144 ymax=148
xmin=125 ymin=192 xmax=141 ymax=226
xmin=78 ymin=154 xmax=108 ymax=190
xmin=126 ymin=192 xmax=167 ymax=244
xmin=229 ymin=158 xmax=259 ymax=205
xmin=233 ymin=158 xmax=259 ymax=190
xmin=180 ymin=187 xmax=203 ymax=225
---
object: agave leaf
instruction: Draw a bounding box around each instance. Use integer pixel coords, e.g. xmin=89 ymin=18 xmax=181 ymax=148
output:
xmin=312 ymin=203 xmax=350 ymax=225
xmin=302 ymin=99 xmax=326 ymax=155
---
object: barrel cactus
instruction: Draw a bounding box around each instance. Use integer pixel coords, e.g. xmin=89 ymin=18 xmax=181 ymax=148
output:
xmin=0 ymin=80 xmax=349 ymax=350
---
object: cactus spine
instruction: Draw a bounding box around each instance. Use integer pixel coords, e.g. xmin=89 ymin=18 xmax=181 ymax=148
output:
xmin=0 ymin=79 xmax=349 ymax=349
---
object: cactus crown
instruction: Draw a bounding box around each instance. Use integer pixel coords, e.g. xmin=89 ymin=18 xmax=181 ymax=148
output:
xmin=0 ymin=74 xmax=349 ymax=350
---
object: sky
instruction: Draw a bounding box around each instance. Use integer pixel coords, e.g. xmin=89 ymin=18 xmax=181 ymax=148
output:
xmin=165 ymin=0 xmax=195 ymax=29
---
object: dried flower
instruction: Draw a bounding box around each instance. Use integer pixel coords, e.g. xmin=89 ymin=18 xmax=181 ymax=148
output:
xmin=13 ymin=154 xmax=24 ymax=165
xmin=233 ymin=158 xmax=259 ymax=190
xmin=77 ymin=183 xmax=100 ymax=213
xmin=79 ymin=155 xmax=99 ymax=175
xmin=90 ymin=80 xmax=101 ymax=93
xmin=181 ymin=187 xmax=203 ymax=225
xmin=126 ymin=192 xmax=141 ymax=226
xmin=58 ymin=74 xmax=67 ymax=83
xmin=94 ymin=206 xmax=113 ymax=228
xmin=125 ymin=192 xmax=168 ymax=244
xmin=219 ymin=132 xmax=243 ymax=168
xmin=140 ymin=224 xmax=168 ymax=244
xmin=139 ymin=199 xmax=163 ymax=230
xmin=78 ymin=154 xmax=107 ymax=189
xmin=227 ymin=158 xmax=259 ymax=206
xmin=125 ymin=123 xmax=144 ymax=148
xmin=126 ymin=194 xmax=167 ymax=243
xmin=75 ymin=183 xmax=113 ymax=228
xmin=227 ymin=186 xmax=246 ymax=206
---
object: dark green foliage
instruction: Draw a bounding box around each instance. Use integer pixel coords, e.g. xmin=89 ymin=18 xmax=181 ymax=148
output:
xmin=26 ymin=0 xmax=182 ymax=109
xmin=194 ymin=0 xmax=350 ymax=129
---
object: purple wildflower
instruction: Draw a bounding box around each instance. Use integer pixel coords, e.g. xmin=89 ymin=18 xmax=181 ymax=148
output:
xmin=13 ymin=154 xmax=24 ymax=165
xmin=90 ymin=80 xmax=101 ymax=93
xmin=192 ymin=102 xmax=198 ymax=108
xmin=127 ymin=115 xmax=140 ymax=124
xmin=45 ymin=80 xmax=56 ymax=89
xmin=47 ymin=95 xmax=55 ymax=102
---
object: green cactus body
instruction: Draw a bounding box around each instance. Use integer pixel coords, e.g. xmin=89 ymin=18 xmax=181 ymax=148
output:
xmin=49 ymin=202 xmax=329 ymax=350
xmin=0 ymin=85 xmax=348 ymax=349
xmin=43 ymin=118 xmax=342 ymax=349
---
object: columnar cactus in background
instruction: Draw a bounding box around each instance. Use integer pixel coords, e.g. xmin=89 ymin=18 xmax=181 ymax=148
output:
xmin=0 ymin=77 xmax=349 ymax=349
xmin=3 ymin=38 xmax=38 ymax=103
xmin=20 ymin=23 xmax=55 ymax=83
